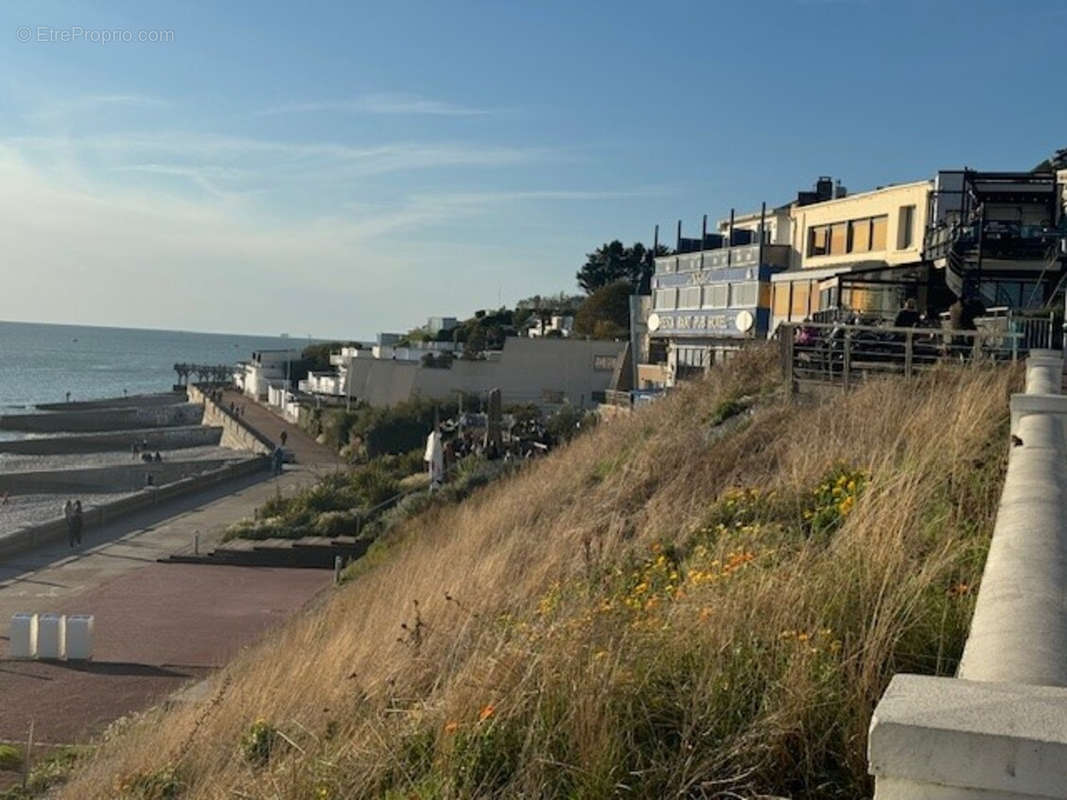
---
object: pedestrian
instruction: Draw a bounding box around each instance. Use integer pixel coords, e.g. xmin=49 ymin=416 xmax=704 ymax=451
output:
xmin=71 ymin=500 xmax=83 ymax=546
xmin=272 ymin=445 xmax=284 ymax=476
xmin=154 ymin=451 xmax=163 ymax=463
xmin=63 ymin=499 xmax=74 ymax=547
xmin=280 ymin=430 xmax=288 ymax=447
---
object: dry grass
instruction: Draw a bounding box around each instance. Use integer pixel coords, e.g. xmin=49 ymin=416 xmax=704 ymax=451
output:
xmin=58 ymin=348 xmax=1017 ymax=800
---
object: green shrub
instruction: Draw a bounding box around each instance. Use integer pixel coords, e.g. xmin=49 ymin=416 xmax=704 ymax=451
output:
xmin=116 ymin=765 xmax=182 ymax=800
xmin=0 ymin=744 xmax=22 ymax=771
xmin=240 ymin=720 xmax=278 ymax=767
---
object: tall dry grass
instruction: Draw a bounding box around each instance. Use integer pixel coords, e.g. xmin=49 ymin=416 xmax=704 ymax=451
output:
xmin=59 ymin=348 xmax=1017 ymax=799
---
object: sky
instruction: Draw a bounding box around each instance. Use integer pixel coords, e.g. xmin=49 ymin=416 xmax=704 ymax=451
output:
xmin=0 ymin=0 xmax=1064 ymax=339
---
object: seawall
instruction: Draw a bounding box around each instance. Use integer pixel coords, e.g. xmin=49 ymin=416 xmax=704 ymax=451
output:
xmin=0 ymin=455 xmax=270 ymax=560
xmin=187 ymin=385 xmax=274 ymax=455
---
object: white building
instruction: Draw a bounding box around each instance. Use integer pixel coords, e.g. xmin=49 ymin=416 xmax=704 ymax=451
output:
xmin=306 ymin=336 xmax=628 ymax=409
xmin=527 ymin=314 xmax=575 ymax=338
xmin=234 ymin=349 xmax=303 ymax=400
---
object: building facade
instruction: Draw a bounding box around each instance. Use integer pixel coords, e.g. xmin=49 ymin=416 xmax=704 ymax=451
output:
xmin=770 ymin=179 xmax=931 ymax=329
xmin=308 ymin=337 xmax=628 ymax=410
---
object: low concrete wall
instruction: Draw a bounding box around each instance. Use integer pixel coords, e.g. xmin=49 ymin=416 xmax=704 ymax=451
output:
xmin=187 ymin=385 xmax=274 ymax=455
xmin=0 ymin=425 xmax=222 ymax=455
xmin=868 ymin=353 xmax=1067 ymax=799
xmin=0 ymin=404 xmax=203 ymax=433
xmin=0 ymin=459 xmax=239 ymax=496
xmin=0 ymin=455 xmax=270 ymax=560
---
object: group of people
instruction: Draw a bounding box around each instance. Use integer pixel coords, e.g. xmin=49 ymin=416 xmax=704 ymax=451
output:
xmin=130 ymin=439 xmax=162 ymax=462
xmin=63 ymin=499 xmax=84 ymax=547
xmin=228 ymin=401 xmax=247 ymax=417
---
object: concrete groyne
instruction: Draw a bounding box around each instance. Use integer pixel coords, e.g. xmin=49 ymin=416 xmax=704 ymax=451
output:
xmin=35 ymin=392 xmax=186 ymax=412
xmin=868 ymin=351 xmax=1067 ymax=799
xmin=0 ymin=425 xmax=222 ymax=455
xmin=0 ymin=403 xmax=202 ymax=433
xmin=0 ymin=458 xmax=239 ymax=495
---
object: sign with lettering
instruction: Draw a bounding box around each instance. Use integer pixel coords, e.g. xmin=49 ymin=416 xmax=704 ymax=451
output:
xmin=652 ymin=309 xmax=752 ymax=337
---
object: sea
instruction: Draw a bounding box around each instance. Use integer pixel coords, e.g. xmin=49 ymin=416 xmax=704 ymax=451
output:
xmin=0 ymin=320 xmax=302 ymax=417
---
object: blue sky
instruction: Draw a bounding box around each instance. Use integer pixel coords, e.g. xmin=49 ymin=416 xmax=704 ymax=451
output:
xmin=0 ymin=0 xmax=1063 ymax=338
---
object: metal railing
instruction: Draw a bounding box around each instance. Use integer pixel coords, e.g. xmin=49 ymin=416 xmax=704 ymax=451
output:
xmin=779 ymin=322 xmax=1023 ymax=389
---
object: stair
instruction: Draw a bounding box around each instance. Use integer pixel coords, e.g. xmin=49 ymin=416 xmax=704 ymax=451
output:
xmin=159 ymin=535 xmax=369 ymax=569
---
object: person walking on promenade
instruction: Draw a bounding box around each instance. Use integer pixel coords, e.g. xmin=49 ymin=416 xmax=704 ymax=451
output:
xmin=71 ymin=500 xmax=84 ymax=547
xmin=64 ymin=500 xmax=75 ymax=547
xmin=280 ymin=430 xmax=288 ymax=447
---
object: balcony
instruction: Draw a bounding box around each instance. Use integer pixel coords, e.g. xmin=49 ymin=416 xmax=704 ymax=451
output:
xmin=655 ymin=243 xmax=790 ymax=275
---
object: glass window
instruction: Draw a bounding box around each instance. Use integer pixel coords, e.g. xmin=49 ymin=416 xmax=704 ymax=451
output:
xmin=897 ymin=206 xmax=915 ymax=249
xmin=791 ymin=282 xmax=810 ymax=318
xmin=772 ymin=284 xmax=790 ymax=317
xmin=703 ymin=284 xmax=728 ymax=309
xmin=679 ymin=286 xmax=702 ymax=308
xmin=849 ymin=219 xmax=871 ymax=253
xmin=729 ymin=282 xmax=758 ymax=307
xmin=808 ymin=225 xmax=829 ymax=256
xmin=871 ymin=215 xmax=888 ymax=250
xmin=654 ymin=288 xmax=676 ymax=310
xmin=829 ymin=223 xmax=848 ymax=255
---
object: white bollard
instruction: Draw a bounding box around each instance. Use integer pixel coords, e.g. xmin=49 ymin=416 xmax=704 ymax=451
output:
xmin=9 ymin=613 xmax=38 ymax=658
xmin=36 ymin=613 xmax=65 ymax=660
xmin=64 ymin=615 xmax=94 ymax=661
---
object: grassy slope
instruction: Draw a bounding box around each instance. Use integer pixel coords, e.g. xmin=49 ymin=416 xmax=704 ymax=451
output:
xmin=59 ymin=348 xmax=1017 ymax=800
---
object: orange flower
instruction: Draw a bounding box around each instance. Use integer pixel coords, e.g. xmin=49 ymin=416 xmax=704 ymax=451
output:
xmin=478 ymin=704 xmax=495 ymax=722
xmin=444 ymin=721 xmax=459 ymax=733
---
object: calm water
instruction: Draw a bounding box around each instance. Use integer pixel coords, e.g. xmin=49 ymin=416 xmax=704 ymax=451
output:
xmin=0 ymin=320 xmax=303 ymax=411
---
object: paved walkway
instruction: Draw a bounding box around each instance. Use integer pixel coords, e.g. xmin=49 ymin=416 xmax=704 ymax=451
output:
xmin=221 ymin=390 xmax=341 ymax=467
xmin=0 ymin=463 xmax=330 ymax=745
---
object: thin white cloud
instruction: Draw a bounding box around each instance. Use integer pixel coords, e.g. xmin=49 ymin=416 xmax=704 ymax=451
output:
xmin=27 ymin=93 xmax=170 ymax=121
xmin=257 ymin=92 xmax=493 ymax=117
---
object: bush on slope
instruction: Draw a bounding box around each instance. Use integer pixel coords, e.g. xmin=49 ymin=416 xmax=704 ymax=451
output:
xmin=59 ymin=348 xmax=1015 ymax=799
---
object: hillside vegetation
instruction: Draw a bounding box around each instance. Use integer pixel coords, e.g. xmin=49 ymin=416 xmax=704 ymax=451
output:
xmin=56 ymin=349 xmax=1016 ymax=799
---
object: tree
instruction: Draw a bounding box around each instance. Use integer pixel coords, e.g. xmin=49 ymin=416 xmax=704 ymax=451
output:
xmin=576 ymin=241 xmax=671 ymax=294
xmin=574 ymin=280 xmax=632 ymax=339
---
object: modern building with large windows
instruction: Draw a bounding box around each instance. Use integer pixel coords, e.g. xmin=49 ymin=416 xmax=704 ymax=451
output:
xmin=770 ymin=179 xmax=932 ymax=329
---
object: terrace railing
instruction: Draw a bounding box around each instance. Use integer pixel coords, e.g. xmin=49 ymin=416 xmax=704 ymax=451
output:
xmin=779 ymin=321 xmax=1023 ymax=390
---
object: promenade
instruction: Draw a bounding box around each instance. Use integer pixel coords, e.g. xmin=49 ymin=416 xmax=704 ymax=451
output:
xmin=0 ymin=393 xmax=342 ymax=747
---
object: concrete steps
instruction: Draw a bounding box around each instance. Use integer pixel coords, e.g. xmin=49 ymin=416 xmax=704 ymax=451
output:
xmin=160 ymin=535 xmax=369 ymax=569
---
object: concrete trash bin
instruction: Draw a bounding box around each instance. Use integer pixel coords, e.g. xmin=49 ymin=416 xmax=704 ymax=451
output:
xmin=9 ymin=613 xmax=38 ymax=658
xmin=36 ymin=613 xmax=65 ymax=660
xmin=64 ymin=615 xmax=94 ymax=661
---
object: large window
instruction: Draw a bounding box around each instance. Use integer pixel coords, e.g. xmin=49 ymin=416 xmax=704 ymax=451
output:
xmin=654 ymin=288 xmax=676 ymax=310
xmin=850 ymin=218 xmax=872 ymax=253
xmin=829 ymin=223 xmax=848 ymax=255
xmin=703 ymin=284 xmax=728 ymax=309
xmin=807 ymin=214 xmax=890 ymax=257
xmin=791 ymin=282 xmax=811 ymax=318
xmin=871 ymin=216 xmax=888 ymax=250
xmin=679 ymin=286 xmax=702 ymax=309
xmin=730 ymin=282 xmax=758 ymax=307
xmin=808 ymin=226 xmax=829 ymax=256
xmin=897 ymin=205 xmax=915 ymax=249
xmin=773 ymin=284 xmax=790 ymax=317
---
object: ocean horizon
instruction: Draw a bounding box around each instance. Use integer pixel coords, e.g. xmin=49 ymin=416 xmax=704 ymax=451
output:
xmin=0 ymin=319 xmax=304 ymax=414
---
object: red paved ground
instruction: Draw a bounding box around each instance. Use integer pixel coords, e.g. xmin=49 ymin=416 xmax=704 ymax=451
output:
xmin=0 ymin=564 xmax=326 ymax=744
